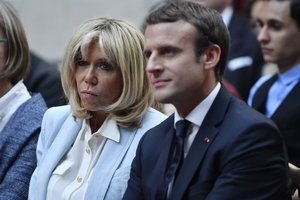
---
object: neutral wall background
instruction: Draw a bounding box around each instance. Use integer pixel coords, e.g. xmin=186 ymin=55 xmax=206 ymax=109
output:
xmin=9 ymin=0 xmax=161 ymax=63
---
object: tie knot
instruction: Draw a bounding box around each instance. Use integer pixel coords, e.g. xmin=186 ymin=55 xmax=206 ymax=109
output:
xmin=175 ymin=120 xmax=190 ymax=138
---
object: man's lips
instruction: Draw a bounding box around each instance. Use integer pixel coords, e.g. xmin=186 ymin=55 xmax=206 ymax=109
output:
xmin=261 ymin=47 xmax=273 ymax=55
xmin=152 ymin=79 xmax=170 ymax=88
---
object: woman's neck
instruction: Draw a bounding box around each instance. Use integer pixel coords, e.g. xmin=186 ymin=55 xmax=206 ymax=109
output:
xmin=89 ymin=112 xmax=108 ymax=133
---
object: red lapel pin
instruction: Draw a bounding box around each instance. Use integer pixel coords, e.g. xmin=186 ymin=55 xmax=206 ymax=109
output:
xmin=204 ymin=137 xmax=210 ymax=143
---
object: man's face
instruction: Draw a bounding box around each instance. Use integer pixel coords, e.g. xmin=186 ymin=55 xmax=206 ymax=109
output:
xmin=256 ymin=1 xmax=300 ymax=71
xmin=144 ymin=20 xmax=215 ymax=116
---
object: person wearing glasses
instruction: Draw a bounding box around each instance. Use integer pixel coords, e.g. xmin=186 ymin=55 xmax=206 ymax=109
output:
xmin=0 ymin=0 xmax=47 ymax=199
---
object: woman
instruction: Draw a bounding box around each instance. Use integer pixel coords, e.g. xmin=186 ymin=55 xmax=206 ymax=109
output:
xmin=28 ymin=17 xmax=166 ymax=200
xmin=0 ymin=1 xmax=47 ymax=199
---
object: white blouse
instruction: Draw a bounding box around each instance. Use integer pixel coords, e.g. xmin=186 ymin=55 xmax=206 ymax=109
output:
xmin=46 ymin=117 xmax=120 ymax=200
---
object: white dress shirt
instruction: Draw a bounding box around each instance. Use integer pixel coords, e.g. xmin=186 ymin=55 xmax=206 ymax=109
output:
xmin=174 ymin=82 xmax=221 ymax=157
xmin=168 ymin=83 xmax=221 ymax=196
xmin=47 ymin=117 xmax=120 ymax=200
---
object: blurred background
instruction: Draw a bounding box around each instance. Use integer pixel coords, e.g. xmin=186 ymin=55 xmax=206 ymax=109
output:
xmin=10 ymin=0 xmax=160 ymax=64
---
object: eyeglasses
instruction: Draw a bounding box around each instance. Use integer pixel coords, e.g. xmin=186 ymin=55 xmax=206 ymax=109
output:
xmin=0 ymin=38 xmax=7 ymax=43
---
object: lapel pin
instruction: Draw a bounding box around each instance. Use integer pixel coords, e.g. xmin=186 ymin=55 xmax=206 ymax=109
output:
xmin=204 ymin=137 xmax=210 ymax=143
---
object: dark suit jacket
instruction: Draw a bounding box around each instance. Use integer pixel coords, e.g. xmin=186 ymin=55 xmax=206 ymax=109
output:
xmin=252 ymin=75 xmax=300 ymax=167
xmin=123 ymin=87 xmax=291 ymax=200
xmin=224 ymin=12 xmax=264 ymax=101
xmin=24 ymin=52 xmax=66 ymax=107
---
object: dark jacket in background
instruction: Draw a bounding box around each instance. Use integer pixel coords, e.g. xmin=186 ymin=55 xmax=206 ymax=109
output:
xmin=224 ymin=12 xmax=264 ymax=101
xmin=24 ymin=52 xmax=66 ymax=107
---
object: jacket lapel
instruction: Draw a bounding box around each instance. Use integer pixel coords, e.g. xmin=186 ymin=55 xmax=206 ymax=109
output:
xmin=153 ymin=126 xmax=175 ymax=189
xmin=85 ymin=126 xmax=137 ymax=200
xmin=271 ymin=80 xmax=300 ymax=121
xmin=252 ymin=74 xmax=278 ymax=114
xmin=170 ymin=86 xmax=231 ymax=200
xmin=37 ymin=115 xmax=82 ymax=199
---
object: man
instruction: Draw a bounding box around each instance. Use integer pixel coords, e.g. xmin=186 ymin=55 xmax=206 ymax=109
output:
xmin=248 ymin=0 xmax=300 ymax=168
xmin=123 ymin=1 xmax=291 ymax=200
xmin=187 ymin=0 xmax=265 ymax=101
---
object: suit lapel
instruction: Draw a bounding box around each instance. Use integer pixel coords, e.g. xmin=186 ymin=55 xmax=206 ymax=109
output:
xmin=37 ymin=115 xmax=82 ymax=199
xmin=271 ymin=80 xmax=300 ymax=121
xmin=153 ymin=126 xmax=175 ymax=189
xmin=170 ymin=86 xmax=231 ymax=200
xmin=252 ymin=74 xmax=278 ymax=114
xmin=85 ymin=126 xmax=137 ymax=200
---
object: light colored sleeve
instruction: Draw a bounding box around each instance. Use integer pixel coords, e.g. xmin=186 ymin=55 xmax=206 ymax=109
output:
xmin=247 ymin=75 xmax=271 ymax=106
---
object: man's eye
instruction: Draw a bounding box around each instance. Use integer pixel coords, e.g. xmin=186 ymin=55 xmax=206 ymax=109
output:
xmin=162 ymin=48 xmax=174 ymax=56
xmin=270 ymin=22 xmax=283 ymax=31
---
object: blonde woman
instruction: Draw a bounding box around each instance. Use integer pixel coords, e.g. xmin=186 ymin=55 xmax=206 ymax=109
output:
xmin=28 ymin=17 xmax=166 ymax=200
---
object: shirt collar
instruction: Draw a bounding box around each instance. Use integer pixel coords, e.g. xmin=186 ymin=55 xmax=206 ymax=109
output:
xmin=174 ymin=82 xmax=221 ymax=127
xmin=0 ymin=80 xmax=31 ymax=132
xmin=85 ymin=117 xmax=120 ymax=142
xmin=278 ymin=63 xmax=300 ymax=86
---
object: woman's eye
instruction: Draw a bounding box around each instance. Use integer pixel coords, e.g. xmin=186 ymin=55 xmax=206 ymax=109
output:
xmin=76 ymin=60 xmax=89 ymax=66
xmin=97 ymin=62 xmax=113 ymax=71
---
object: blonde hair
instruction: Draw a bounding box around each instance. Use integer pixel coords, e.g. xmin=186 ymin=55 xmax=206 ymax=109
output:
xmin=0 ymin=0 xmax=30 ymax=84
xmin=61 ymin=17 xmax=153 ymax=129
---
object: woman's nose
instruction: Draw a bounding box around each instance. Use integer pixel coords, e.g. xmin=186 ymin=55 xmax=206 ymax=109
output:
xmin=84 ymin=66 xmax=98 ymax=85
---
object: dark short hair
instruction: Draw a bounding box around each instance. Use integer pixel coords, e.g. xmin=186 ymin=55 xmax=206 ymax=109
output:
xmin=290 ymin=0 xmax=300 ymax=28
xmin=264 ymin=0 xmax=300 ymax=28
xmin=144 ymin=1 xmax=230 ymax=81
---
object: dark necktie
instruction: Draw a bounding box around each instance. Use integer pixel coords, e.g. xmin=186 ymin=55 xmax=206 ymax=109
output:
xmin=156 ymin=120 xmax=190 ymax=200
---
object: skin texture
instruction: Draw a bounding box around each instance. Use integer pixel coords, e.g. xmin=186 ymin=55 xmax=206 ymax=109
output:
xmin=144 ymin=20 xmax=220 ymax=117
xmin=249 ymin=0 xmax=264 ymax=31
xmin=75 ymin=42 xmax=123 ymax=132
xmin=256 ymin=1 xmax=300 ymax=72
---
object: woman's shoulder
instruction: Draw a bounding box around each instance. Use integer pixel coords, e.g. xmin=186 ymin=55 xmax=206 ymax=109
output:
xmin=145 ymin=107 xmax=167 ymax=120
xmin=140 ymin=107 xmax=167 ymax=129
xmin=45 ymin=105 xmax=72 ymax=115
xmin=42 ymin=105 xmax=74 ymax=131
xmin=43 ymin=104 xmax=73 ymax=120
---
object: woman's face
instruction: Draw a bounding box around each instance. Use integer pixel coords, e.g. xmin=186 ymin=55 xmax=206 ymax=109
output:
xmin=75 ymin=42 xmax=123 ymax=112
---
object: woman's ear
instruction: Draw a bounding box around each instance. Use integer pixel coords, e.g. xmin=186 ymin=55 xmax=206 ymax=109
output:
xmin=202 ymin=44 xmax=221 ymax=70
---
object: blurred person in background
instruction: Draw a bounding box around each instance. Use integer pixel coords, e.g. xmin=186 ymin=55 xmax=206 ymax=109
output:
xmin=0 ymin=0 xmax=47 ymax=199
xmin=184 ymin=0 xmax=265 ymax=101
xmin=247 ymin=0 xmax=300 ymax=196
xmin=24 ymin=52 xmax=66 ymax=107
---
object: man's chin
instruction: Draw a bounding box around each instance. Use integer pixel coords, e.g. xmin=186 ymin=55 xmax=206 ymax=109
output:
xmin=154 ymin=94 xmax=172 ymax=105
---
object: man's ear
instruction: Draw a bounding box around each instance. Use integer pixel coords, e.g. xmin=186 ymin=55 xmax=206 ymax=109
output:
xmin=201 ymin=44 xmax=221 ymax=70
